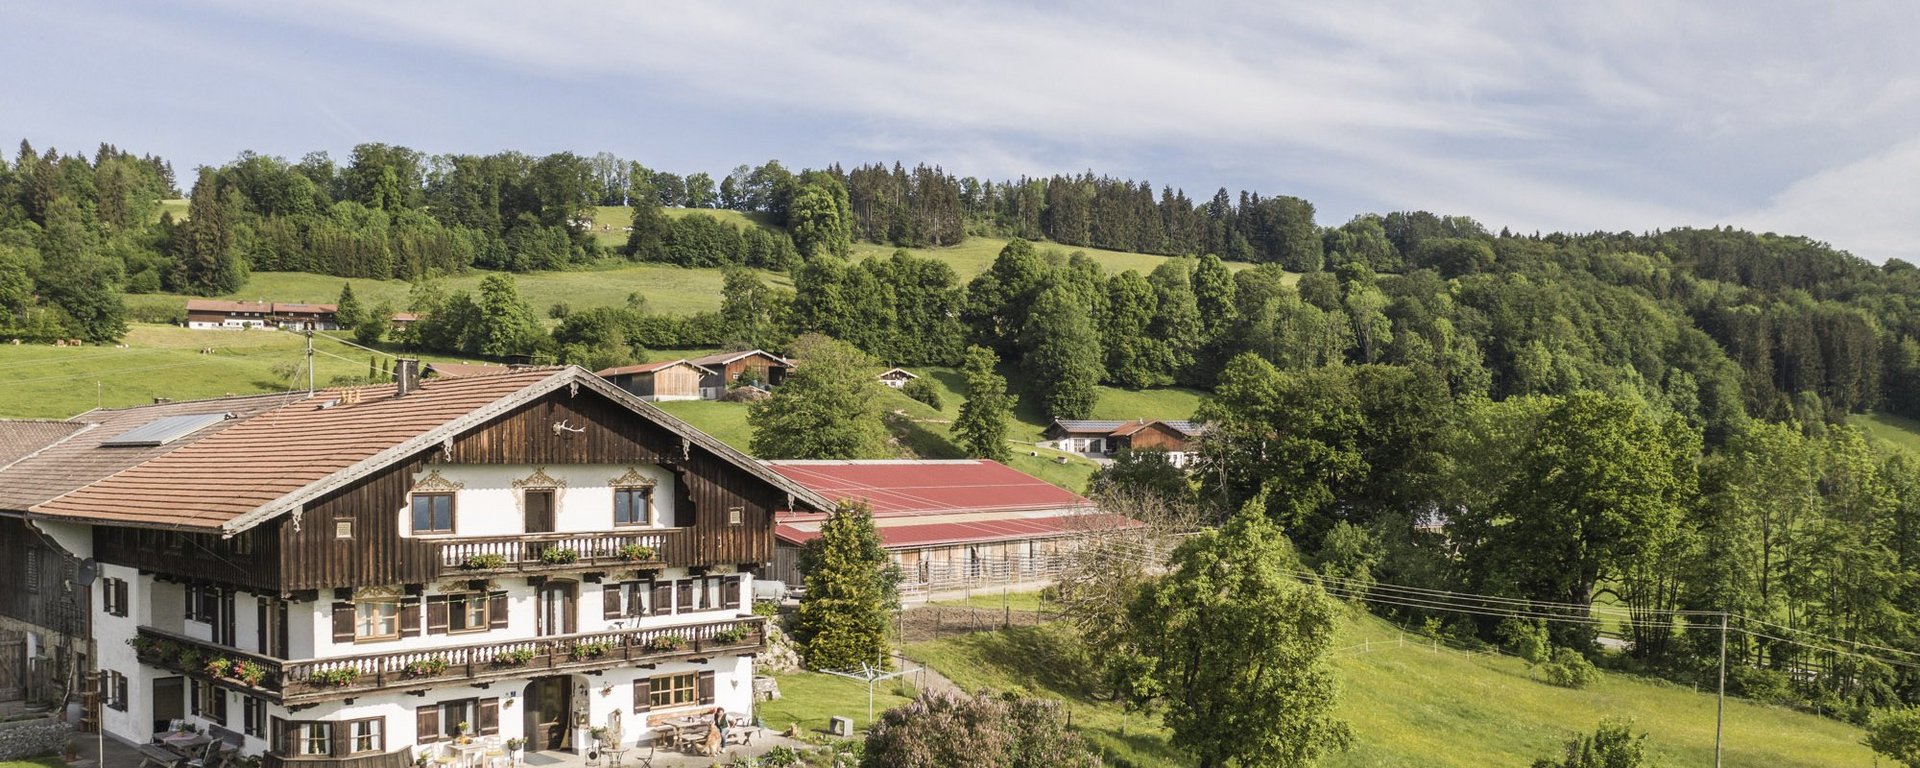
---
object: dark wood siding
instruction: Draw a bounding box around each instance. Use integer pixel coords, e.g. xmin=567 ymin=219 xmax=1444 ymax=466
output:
xmin=0 ymin=518 xmax=87 ymax=637
xmin=93 ymin=524 xmax=280 ymax=592
xmin=1122 ymin=424 xmax=1193 ymax=453
xmin=278 ymin=388 xmax=786 ymax=590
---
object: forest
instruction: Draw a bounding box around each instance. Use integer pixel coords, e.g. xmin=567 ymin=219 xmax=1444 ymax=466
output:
xmin=8 ymin=137 xmax=1920 ymax=723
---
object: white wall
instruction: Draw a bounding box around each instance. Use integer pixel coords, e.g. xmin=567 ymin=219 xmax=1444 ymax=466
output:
xmin=395 ymin=463 xmax=679 ymax=539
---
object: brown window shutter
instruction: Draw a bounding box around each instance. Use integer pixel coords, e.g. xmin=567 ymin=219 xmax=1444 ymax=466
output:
xmin=651 ymin=582 xmax=672 ymax=616
xmin=331 ymin=602 xmax=355 ymax=643
xmin=603 ymin=584 xmax=624 ymax=619
xmin=273 ymin=717 xmax=292 ymax=755
xmin=115 ymin=580 xmax=128 ymax=617
xmin=723 ymin=576 xmax=741 ymax=610
xmin=189 ymin=681 xmax=200 ymax=716
xmin=633 ymin=678 xmax=651 ymax=713
xmin=476 ymin=698 xmax=499 ymax=735
xmin=184 ymin=586 xmax=196 ymax=622
xmin=697 ymin=670 xmax=715 ymax=705
xmin=426 ymin=596 xmax=450 ymax=635
xmin=677 ymin=582 xmax=692 ymax=615
xmin=114 ymin=675 xmax=127 ymax=712
xmin=399 ymin=597 xmax=421 ymax=636
xmin=331 ymin=722 xmax=347 ymax=758
xmin=416 ymin=705 xmax=440 ymax=743
xmin=489 ymin=591 xmax=509 ymax=630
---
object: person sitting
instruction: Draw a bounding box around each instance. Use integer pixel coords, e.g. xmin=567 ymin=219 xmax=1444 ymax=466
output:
xmin=705 ymin=707 xmax=728 ymax=754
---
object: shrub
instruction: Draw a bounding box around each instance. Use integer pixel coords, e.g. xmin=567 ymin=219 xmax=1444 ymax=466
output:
xmin=645 ymin=635 xmax=685 ymax=653
xmin=307 ymin=668 xmax=360 ymax=687
xmin=203 ymin=658 xmax=233 ymax=677
xmin=1543 ymin=647 xmax=1599 ymax=689
xmin=402 ymin=656 xmax=449 ymax=678
xmin=900 ymin=377 xmax=942 ymax=410
xmin=234 ymin=660 xmax=267 ymax=687
xmin=464 ymin=553 xmax=508 ymax=570
xmin=617 ymin=544 xmax=657 ymax=561
xmin=1497 ymin=618 xmax=1551 ymax=667
xmin=540 ymin=547 xmax=580 ymax=565
xmin=716 ymin=626 xmax=749 ymax=644
xmin=492 ymin=648 xmax=536 ymax=666
xmin=1532 ymin=718 xmax=1646 ymax=768
xmin=570 ymin=641 xmax=612 ymax=660
xmin=864 ymin=692 xmax=1099 ymax=768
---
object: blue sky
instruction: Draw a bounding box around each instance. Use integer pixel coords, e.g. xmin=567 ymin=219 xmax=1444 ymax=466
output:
xmin=8 ymin=1 xmax=1920 ymax=261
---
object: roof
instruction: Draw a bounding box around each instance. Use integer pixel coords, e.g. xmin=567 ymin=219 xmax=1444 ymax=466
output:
xmin=0 ymin=421 xmax=90 ymax=470
xmin=391 ymin=313 xmax=420 ymax=323
xmin=1048 ymin=418 xmax=1204 ymax=438
xmin=776 ymin=510 xmax=1135 ymax=550
xmin=0 ymin=393 xmax=296 ymax=512
xmin=878 ymin=368 xmax=918 ymax=380
xmin=688 ymin=350 xmax=791 ymax=368
xmin=272 ymin=303 xmax=336 ymax=315
xmin=765 ymin=460 xmax=1090 ymax=516
xmin=185 ymin=299 xmax=272 ymax=314
xmin=423 ymin=362 xmax=521 ymax=379
xmin=596 ymin=359 xmax=717 ymax=378
xmin=21 ymin=367 xmax=836 ymax=533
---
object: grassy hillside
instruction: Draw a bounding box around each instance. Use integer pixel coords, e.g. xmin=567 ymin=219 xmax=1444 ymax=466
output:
xmin=1851 ymin=412 xmax=1920 ymax=455
xmin=0 ymin=324 xmax=488 ymax=418
xmin=911 ymin=612 xmax=1873 ymax=768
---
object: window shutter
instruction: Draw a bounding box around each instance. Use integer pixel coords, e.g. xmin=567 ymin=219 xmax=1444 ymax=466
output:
xmin=603 ymin=584 xmax=624 ymax=619
xmin=651 ymin=582 xmax=672 ymax=616
xmin=189 ymin=681 xmax=200 ymax=716
xmin=331 ymin=722 xmax=348 ymax=758
xmin=697 ymin=671 xmax=715 ymax=705
xmin=476 ymin=698 xmax=499 ymax=735
xmin=723 ymin=576 xmax=741 ymax=610
xmin=415 ymin=705 xmax=440 ymax=744
xmin=677 ymin=582 xmax=692 ymax=615
xmin=119 ymin=580 xmax=128 ymax=616
xmin=633 ymin=678 xmax=651 ymax=713
xmin=488 ymin=591 xmax=509 ymax=630
xmin=426 ymin=596 xmax=450 ymax=635
xmin=185 ymin=586 xmax=196 ymax=621
xmin=274 ymin=717 xmax=292 ymax=756
xmin=331 ymin=602 xmax=355 ymax=643
xmin=114 ymin=675 xmax=127 ymax=712
xmin=399 ymin=597 xmax=421 ymax=636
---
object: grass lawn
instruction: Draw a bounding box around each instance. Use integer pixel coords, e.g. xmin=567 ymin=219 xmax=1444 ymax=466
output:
xmin=758 ymin=671 xmax=916 ymax=735
xmin=0 ymin=324 xmax=497 ymax=418
xmin=0 ymin=759 xmax=62 ymax=768
xmin=1851 ymin=411 xmax=1920 ymax=455
xmin=924 ymin=588 xmax=1054 ymax=613
xmin=910 ymin=611 xmax=1874 ymax=768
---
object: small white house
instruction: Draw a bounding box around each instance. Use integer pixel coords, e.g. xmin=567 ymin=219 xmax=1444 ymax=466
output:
xmin=877 ymin=368 xmax=919 ymax=389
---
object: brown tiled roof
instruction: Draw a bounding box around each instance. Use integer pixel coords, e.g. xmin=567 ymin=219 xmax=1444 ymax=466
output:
xmin=0 ymin=421 xmax=90 ymax=470
xmin=0 ymin=394 xmax=295 ymax=512
xmin=688 ymin=350 xmax=790 ymax=368
xmin=25 ymin=367 xmax=836 ymax=533
xmin=185 ymin=299 xmax=271 ymax=314
xmin=271 ymin=303 xmax=337 ymax=315
xmin=31 ymin=369 xmax=559 ymax=530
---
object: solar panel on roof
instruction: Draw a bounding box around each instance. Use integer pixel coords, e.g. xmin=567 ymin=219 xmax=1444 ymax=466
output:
xmin=99 ymin=413 xmax=229 ymax=447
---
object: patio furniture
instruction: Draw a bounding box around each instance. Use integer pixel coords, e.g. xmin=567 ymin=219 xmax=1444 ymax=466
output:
xmin=185 ymin=740 xmax=228 ymax=768
xmin=446 ymin=739 xmax=492 ymax=768
xmin=721 ymin=712 xmax=757 ymax=748
xmin=135 ymin=743 xmax=186 ymax=768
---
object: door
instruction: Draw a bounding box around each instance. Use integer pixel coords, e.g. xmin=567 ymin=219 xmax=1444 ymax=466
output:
xmin=152 ymin=677 xmax=185 ymax=734
xmin=0 ymin=631 xmax=22 ymax=702
xmin=525 ymin=490 xmax=555 ymax=534
xmin=523 ymin=677 xmax=572 ymax=751
xmin=538 ymin=582 xmax=576 ymax=636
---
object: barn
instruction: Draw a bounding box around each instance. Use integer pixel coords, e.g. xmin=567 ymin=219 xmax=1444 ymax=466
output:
xmin=688 ymin=350 xmax=791 ymax=398
xmin=596 ymin=360 xmax=716 ymax=401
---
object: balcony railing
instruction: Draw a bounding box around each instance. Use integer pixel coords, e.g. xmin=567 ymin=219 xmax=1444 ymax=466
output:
xmin=433 ymin=528 xmax=690 ymax=576
xmin=137 ymin=616 xmax=764 ymax=704
xmin=281 ymin=615 xmax=765 ymax=702
xmin=133 ymin=627 xmax=287 ymax=694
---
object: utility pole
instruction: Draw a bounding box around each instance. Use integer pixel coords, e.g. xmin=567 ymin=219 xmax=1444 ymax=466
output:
xmin=305 ymin=330 xmax=315 ymax=395
xmin=1715 ymin=611 xmax=1728 ymax=768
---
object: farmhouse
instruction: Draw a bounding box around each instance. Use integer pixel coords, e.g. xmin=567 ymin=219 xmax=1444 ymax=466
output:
xmin=876 ymin=368 xmax=918 ymax=389
xmin=0 ymin=365 xmax=835 ymax=764
xmin=687 ymin=350 xmax=791 ymax=399
xmin=1041 ymin=418 xmax=1206 ymax=467
xmin=765 ymin=460 xmax=1129 ymax=596
xmin=596 ymin=360 xmax=717 ymax=402
xmin=184 ymin=300 xmax=341 ymax=331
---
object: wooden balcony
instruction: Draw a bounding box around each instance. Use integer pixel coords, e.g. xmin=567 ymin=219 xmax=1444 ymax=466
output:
xmin=137 ymin=616 xmax=765 ymax=705
xmin=133 ymin=626 xmax=288 ymax=696
xmin=432 ymin=528 xmax=691 ymax=577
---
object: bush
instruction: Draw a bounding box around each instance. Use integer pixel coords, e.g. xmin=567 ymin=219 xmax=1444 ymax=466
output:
xmin=1728 ymin=665 xmax=1792 ymax=703
xmin=863 ymin=692 xmax=1099 ymax=768
xmin=1532 ymin=717 xmax=1646 ymax=768
xmin=900 ymin=377 xmax=941 ymax=410
xmin=1543 ymin=647 xmax=1599 ymax=689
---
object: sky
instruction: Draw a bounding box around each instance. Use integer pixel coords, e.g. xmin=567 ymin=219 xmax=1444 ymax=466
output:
xmin=6 ymin=1 xmax=1920 ymax=262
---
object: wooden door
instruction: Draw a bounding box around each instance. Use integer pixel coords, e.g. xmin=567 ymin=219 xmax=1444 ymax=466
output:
xmin=538 ymin=582 xmax=576 ymax=636
xmin=0 ymin=632 xmax=22 ymax=701
xmin=523 ymin=678 xmax=571 ymax=751
xmin=525 ymin=490 xmax=555 ymax=534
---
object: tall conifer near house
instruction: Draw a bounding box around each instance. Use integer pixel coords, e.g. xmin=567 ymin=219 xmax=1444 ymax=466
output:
xmin=335 ymin=282 xmax=364 ymax=330
xmin=793 ymin=500 xmax=897 ymax=670
xmin=953 ymin=345 xmax=1014 ymax=462
xmin=174 ymin=168 xmax=246 ymax=296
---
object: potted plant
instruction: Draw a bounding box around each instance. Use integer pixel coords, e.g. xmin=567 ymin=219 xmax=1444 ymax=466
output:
xmin=539 ymin=547 xmax=579 ymax=564
xmin=457 ymin=721 xmax=471 ymax=744
xmin=716 ymin=626 xmax=749 ymax=644
xmin=492 ymin=648 xmax=536 ymax=667
xmin=235 ymin=660 xmax=268 ymax=687
xmin=505 ymin=737 xmax=525 ymax=763
xmin=644 ymin=634 xmax=685 ymax=653
xmin=570 ymin=640 xmax=612 ymax=660
xmin=61 ymin=738 xmax=78 ymax=763
xmin=203 ymin=658 xmax=233 ymax=677
xmin=308 ymin=668 xmax=359 ymax=687
xmin=464 ymin=553 xmax=508 ymax=570
xmin=617 ymin=544 xmax=656 ymax=561
xmin=402 ymin=656 xmax=449 ymax=678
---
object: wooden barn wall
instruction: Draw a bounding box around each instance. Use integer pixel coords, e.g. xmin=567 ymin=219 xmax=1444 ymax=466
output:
xmin=93 ymin=524 xmax=280 ymax=592
xmin=1126 ymin=426 xmax=1191 ymax=452
xmin=0 ymin=518 xmax=87 ymax=637
xmin=279 ymin=388 xmax=784 ymax=590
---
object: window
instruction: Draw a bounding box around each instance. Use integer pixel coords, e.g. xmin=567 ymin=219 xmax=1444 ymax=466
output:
xmin=649 ymin=673 xmax=699 ymax=709
xmin=243 ymin=697 xmax=265 ymax=737
xmin=101 ymin=671 xmax=127 ymax=711
xmin=23 ymin=550 xmax=38 ymax=593
xmin=101 ymin=577 xmax=128 ymax=617
xmin=613 ymin=486 xmax=652 ymax=526
xmin=447 ymin=593 xmax=488 ymax=634
xmin=727 ymin=506 xmax=743 ymax=526
xmin=355 ymin=599 xmax=400 ymax=641
xmin=347 ymin=718 xmax=383 ymax=754
xmin=334 ymin=519 xmax=353 ymax=539
xmin=410 ymin=493 xmax=455 ymax=534
xmin=192 ymin=680 xmax=227 ymax=726
xmin=299 ymin=723 xmax=331 ymax=756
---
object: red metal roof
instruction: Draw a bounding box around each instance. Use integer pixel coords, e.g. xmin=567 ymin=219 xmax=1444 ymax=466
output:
xmin=765 ymin=460 xmax=1089 ymax=516
xmin=776 ymin=512 xmax=1135 ymax=549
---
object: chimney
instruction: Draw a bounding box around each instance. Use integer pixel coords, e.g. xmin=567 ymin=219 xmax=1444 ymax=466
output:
xmin=395 ymin=358 xmax=421 ymax=397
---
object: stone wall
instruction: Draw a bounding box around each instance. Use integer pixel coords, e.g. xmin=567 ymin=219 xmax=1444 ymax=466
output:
xmin=0 ymin=717 xmax=72 ymax=760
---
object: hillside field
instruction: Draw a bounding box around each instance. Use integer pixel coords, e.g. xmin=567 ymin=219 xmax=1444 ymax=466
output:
xmin=1852 ymin=412 xmax=1920 ymax=455
xmin=911 ymin=612 xmax=1874 ymax=768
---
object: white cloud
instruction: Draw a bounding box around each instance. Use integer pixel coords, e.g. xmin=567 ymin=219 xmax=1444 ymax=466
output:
xmin=1737 ymin=135 xmax=1920 ymax=263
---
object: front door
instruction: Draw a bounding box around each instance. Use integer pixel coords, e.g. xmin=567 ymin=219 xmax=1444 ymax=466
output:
xmin=523 ymin=677 xmax=572 ymax=751
xmin=525 ymin=489 xmax=554 ymax=534
xmin=538 ymin=582 xmax=576 ymax=636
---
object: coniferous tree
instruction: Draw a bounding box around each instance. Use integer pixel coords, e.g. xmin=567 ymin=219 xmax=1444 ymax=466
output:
xmin=793 ymin=500 xmax=897 ymax=670
xmin=36 ymin=196 xmax=126 ymax=342
xmin=173 ymin=169 xmax=246 ymax=296
xmin=953 ymin=345 xmax=1014 ymax=462
xmin=1022 ymin=283 xmax=1103 ymax=419
xmin=334 ymin=282 xmax=364 ymax=330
